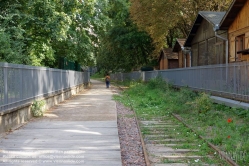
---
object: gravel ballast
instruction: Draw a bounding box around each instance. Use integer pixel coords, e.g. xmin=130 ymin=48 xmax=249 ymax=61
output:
xmin=116 ymin=101 xmax=146 ymax=166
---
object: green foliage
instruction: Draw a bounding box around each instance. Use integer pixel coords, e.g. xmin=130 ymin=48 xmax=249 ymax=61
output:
xmin=97 ymin=26 xmax=154 ymax=72
xmin=234 ymin=108 xmax=249 ymax=119
xmin=31 ymin=100 xmax=45 ymax=117
xmin=147 ymin=77 xmax=172 ymax=91
xmin=0 ymin=31 xmax=12 ymax=61
xmin=192 ymin=93 xmax=213 ymax=114
xmin=0 ymin=0 xmax=234 ymax=70
xmin=129 ymin=0 xmax=232 ymax=55
xmin=0 ymin=0 xmax=108 ymax=67
xmin=0 ymin=0 xmax=27 ymax=64
xmin=96 ymin=0 xmax=155 ymax=72
xmin=90 ymin=70 xmax=106 ymax=79
xmin=0 ymin=0 xmax=155 ymax=70
xmin=114 ymin=80 xmax=249 ymax=165
xmin=178 ymin=87 xmax=198 ymax=104
xmin=147 ymin=77 xmax=165 ymax=89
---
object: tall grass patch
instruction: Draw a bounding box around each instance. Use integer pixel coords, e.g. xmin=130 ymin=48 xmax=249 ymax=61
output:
xmin=114 ymin=77 xmax=249 ymax=165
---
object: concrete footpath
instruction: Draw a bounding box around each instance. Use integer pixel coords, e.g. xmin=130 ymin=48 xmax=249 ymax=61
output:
xmin=0 ymin=79 xmax=122 ymax=166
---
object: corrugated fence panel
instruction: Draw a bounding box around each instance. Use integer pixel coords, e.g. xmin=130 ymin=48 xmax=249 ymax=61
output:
xmin=0 ymin=62 xmax=89 ymax=112
xmin=111 ymin=62 xmax=249 ymax=102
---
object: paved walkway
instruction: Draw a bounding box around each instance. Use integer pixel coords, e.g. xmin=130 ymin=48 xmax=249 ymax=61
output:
xmin=0 ymin=80 xmax=122 ymax=166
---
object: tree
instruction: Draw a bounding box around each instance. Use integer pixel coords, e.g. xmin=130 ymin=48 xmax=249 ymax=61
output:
xmin=0 ymin=0 xmax=27 ymax=64
xmin=129 ymin=0 xmax=232 ymax=56
xmin=0 ymin=0 xmax=108 ymax=68
xmin=96 ymin=0 xmax=155 ymax=72
xmin=23 ymin=0 xmax=98 ymax=67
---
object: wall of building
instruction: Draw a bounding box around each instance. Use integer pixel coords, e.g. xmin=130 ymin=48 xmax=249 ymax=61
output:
xmin=159 ymin=54 xmax=169 ymax=70
xmin=191 ymin=19 xmax=227 ymax=66
xmin=164 ymin=57 xmax=168 ymax=69
xmin=178 ymin=50 xmax=184 ymax=68
xmin=185 ymin=53 xmax=191 ymax=67
xmin=228 ymin=0 xmax=249 ymax=62
xmin=168 ymin=60 xmax=179 ymax=69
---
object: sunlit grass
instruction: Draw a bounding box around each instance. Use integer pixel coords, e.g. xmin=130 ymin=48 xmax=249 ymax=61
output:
xmin=114 ymin=77 xmax=249 ymax=165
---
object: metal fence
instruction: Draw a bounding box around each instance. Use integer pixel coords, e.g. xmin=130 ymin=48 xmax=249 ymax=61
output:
xmin=89 ymin=67 xmax=98 ymax=76
xmin=111 ymin=71 xmax=143 ymax=81
xmin=111 ymin=62 xmax=249 ymax=102
xmin=0 ymin=62 xmax=90 ymax=111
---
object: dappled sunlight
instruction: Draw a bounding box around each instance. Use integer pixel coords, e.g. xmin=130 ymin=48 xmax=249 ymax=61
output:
xmin=57 ymin=105 xmax=95 ymax=109
xmin=0 ymin=149 xmax=86 ymax=161
xmin=0 ymin=80 xmax=122 ymax=165
xmin=79 ymin=88 xmax=112 ymax=96
xmin=77 ymin=145 xmax=120 ymax=150
xmin=80 ymin=92 xmax=112 ymax=96
xmin=74 ymin=125 xmax=90 ymax=130
xmin=43 ymin=113 xmax=59 ymax=118
xmin=80 ymin=104 xmax=93 ymax=107
xmin=63 ymin=130 xmax=102 ymax=135
xmin=61 ymin=103 xmax=94 ymax=107
xmin=66 ymin=102 xmax=81 ymax=105
xmin=71 ymin=103 xmax=94 ymax=106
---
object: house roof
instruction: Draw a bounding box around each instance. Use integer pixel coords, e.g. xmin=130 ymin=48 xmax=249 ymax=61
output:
xmin=162 ymin=48 xmax=178 ymax=60
xmin=173 ymin=39 xmax=186 ymax=52
xmin=219 ymin=0 xmax=247 ymax=30
xmin=184 ymin=11 xmax=226 ymax=47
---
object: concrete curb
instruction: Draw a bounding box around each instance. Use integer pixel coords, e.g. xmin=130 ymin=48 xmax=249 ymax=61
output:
xmin=211 ymin=96 xmax=249 ymax=110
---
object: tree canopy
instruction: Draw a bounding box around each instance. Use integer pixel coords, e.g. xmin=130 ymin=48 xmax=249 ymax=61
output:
xmin=129 ymin=0 xmax=232 ymax=56
xmin=0 ymin=0 xmax=108 ymax=67
xmin=1 ymin=0 xmax=234 ymax=71
xmin=96 ymin=0 xmax=155 ymax=72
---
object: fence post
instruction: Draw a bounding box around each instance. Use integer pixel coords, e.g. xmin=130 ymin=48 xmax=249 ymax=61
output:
xmin=32 ymin=68 xmax=35 ymax=99
xmin=88 ymin=71 xmax=90 ymax=83
xmin=233 ymin=65 xmax=236 ymax=94
xmin=4 ymin=66 xmax=8 ymax=107
xmin=246 ymin=63 xmax=249 ymax=101
xmin=19 ymin=65 xmax=23 ymax=104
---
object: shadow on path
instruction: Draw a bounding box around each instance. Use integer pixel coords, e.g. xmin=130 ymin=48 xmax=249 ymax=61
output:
xmin=0 ymin=79 xmax=122 ymax=166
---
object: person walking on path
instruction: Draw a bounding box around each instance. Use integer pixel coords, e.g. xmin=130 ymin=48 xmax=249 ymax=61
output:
xmin=105 ymin=73 xmax=110 ymax=88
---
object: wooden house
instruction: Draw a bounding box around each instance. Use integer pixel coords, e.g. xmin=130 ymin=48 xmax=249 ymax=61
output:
xmin=219 ymin=0 xmax=249 ymax=62
xmin=184 ymin=11 xmax=227 ymax=66
xmin=159 ymin=48 xmax=179 ymax=70
xmin=172 ymin=39 xmax=191 ymax=67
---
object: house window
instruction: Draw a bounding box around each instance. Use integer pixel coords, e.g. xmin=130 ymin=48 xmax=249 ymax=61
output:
xmin=235 ymin=34 xmax=245 ymax=61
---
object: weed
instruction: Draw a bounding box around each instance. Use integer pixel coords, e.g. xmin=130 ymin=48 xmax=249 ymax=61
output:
xmin=192 ymin=93 xmax=213 ymax=114
xmin=114 ymin=79 xmax=249 ymax=165
xmin=161 ymin=158 xmax=178 ymax=163
xmin=31 ymin=100 xmax=45 ymax=117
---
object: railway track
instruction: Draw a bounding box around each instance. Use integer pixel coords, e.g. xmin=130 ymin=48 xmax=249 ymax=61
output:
xmin=114 ymin=84 xmax=234 ymax=166
xmin=139 ymin=116 xmax=224 ymax=165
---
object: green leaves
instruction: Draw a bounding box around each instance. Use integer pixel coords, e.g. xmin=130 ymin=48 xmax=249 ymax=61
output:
xmin=96 ymin=0 xmax=155 ymax=72
xmin=0 ymin=0 xmax=107 ymax=67
xmin=31 ymin=100 xmax=45 ymax=117
xmin=129 ymin=0 xmax=232 ymax=55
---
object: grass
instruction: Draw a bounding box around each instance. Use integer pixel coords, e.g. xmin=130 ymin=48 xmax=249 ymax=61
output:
xmin=113 ymin=77 xmax=249 ymax=165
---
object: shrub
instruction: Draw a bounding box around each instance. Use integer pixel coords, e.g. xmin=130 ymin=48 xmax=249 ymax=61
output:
xmin=192 ymin=93 xmax=212 ymax=114
xmin=147 ymin=77 xmax=171 ymax=91
xmin=31 ymin=100 xmax=45 ymax=117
